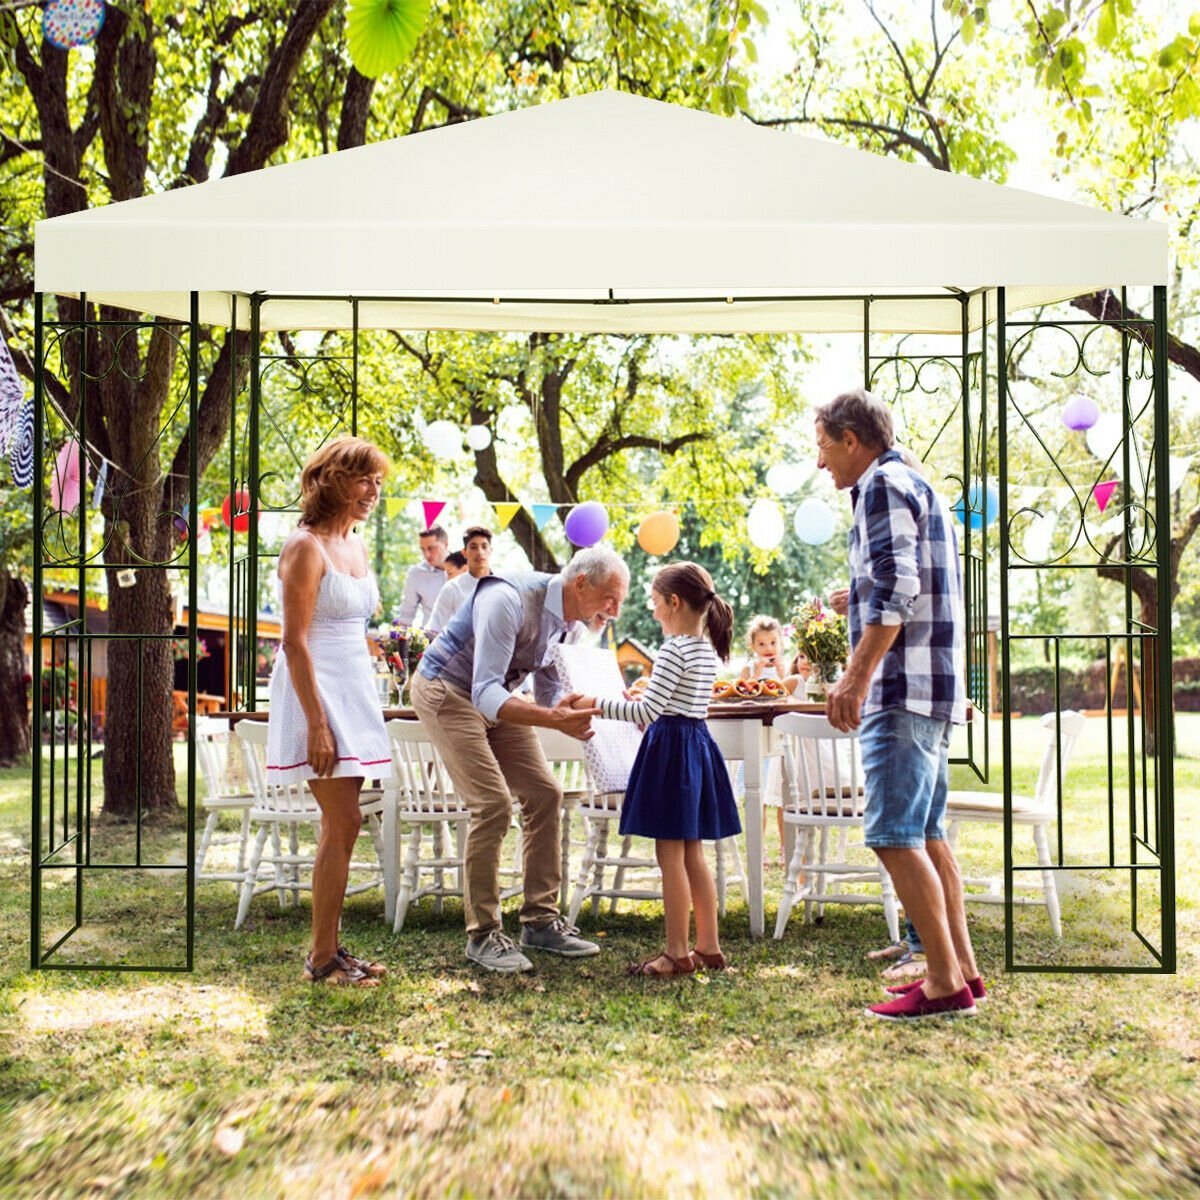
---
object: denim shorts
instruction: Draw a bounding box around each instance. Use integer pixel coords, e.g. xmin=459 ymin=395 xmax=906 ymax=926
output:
xmin=859 ymin=708 xmax=952 ymax=850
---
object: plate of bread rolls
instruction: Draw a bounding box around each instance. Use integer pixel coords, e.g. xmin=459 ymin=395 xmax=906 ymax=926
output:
xmin=711 ymin=677 xmax=788 ymax=702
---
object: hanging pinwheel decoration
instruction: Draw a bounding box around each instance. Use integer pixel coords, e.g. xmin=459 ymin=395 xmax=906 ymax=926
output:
xmin=50 ymin=438 xmax=87 ymax=514
xmin=346 ymin=0 xmax=430 ymax=79
xmin=43 ymin=0 xmax=106 ymax=51
xmin=9 ymin=399 xmax=34 ymax=489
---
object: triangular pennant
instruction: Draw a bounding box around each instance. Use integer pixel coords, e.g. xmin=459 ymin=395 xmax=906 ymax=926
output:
xmin=531 ymin=503 xmax=559 ymax=531
xmin=385 ymin=497 xmax=405 ymax=518
xmin=1093 ymin=480 xmax=1119 ymax=512
xmin=1053 ymin=486 xmax=1075 ymax=512
xmin=493 ymin=501 xmax=522 ymax=531
xmin=421 ymin=500 xmax=446 ymax=528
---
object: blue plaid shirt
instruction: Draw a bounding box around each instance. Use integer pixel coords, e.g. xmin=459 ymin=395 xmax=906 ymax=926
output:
xmin=848 ymin=449 xmax=967 ymax=724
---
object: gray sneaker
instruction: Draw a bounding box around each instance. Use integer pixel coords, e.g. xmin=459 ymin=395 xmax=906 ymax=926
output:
xmin=520 ymin=916 xmax=601 ymax=958
xmin=466 ymin=929 xmax=533 ymax=974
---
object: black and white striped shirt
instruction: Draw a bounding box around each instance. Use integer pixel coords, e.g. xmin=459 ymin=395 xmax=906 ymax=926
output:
xmin=599 ymin=635 xmax=718 ymax=724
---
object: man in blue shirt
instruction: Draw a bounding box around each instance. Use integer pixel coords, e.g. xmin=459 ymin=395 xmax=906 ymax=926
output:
xmin=411 ymin=545 xmax=630 ymax=974
xmin=817 ymin=388 xmax=982 ymax=1021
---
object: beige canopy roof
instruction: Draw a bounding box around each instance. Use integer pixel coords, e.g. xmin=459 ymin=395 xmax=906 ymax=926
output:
xmin=34 ymin=90 xmax=1167 ymax=335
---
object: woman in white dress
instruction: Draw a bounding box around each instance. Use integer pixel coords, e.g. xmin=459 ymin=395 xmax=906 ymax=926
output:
xmin=268 ymin=436 xmax=393 ymax=986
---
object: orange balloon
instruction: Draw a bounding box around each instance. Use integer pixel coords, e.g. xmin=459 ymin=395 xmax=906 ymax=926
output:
xmin=637 ymin=510 xmax=680 ymax=556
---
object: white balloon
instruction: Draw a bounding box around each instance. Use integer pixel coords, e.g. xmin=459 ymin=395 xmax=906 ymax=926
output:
xmin=466 ymin=424 xmax=493 ymax=451
xmin=1085 ymin=413 xmax=1123 ymax=468
xmin=793 ymin=497 xmax=837 ymax=545
xmin=423 ymin=419 xmax=462 ymax=461
xmin=747 ymin=498 xmax=785 ymax=550
xmin=765 ymin=462 xmax=803 ymax=495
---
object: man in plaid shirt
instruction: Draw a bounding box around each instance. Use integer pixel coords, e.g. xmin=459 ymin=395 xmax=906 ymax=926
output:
xmin=816 ymin=388 xmax=982 ymax=1021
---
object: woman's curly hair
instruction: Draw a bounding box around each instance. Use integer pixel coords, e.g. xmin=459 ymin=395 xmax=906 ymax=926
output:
xmin=298 ymin=437 xmax=390 ymax=527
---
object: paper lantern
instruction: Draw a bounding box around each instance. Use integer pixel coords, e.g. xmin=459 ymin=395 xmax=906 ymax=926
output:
xmin=793 ymin=497 xmax=836 ymax=545
xmin=1022 ymin=509 xmax=1058 ymax=561
xmin=952 ymin=482 xmax=999 ymax=531
xmin=747 ymin=499 xmax=784 ymax=550
xmin=42 ymin=0 xmax=105 ymax=51
xmin=1061 ymin=395 xmax=1100 ymax=432
xmin=765 ymin=462 xmax=804 ymax=495
xmin=564 ymin=501 xmax=609 ymax=547
xmin=50 ymin=438 xmax=86 ymax=514
xmin=422 ymin=419 xmax=461 ymax=461
xmin=637 ymin=510 xmax=680 ymax=556
xmin=221 ymin=490 xmax=252 ymax=533
xmin=346 ymin=0 xmax=430 ymax=78
xmin=465 ymin=424 xmax=493 ymax=451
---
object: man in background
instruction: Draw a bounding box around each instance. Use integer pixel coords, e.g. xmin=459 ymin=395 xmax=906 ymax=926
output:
xmin=429 ymin=525 xmax=493 ymax=633
xmin=396 ymin=525 xmax=448 ymax=627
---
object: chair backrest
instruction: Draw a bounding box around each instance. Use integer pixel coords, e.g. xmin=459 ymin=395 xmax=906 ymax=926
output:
xmin=196 ymin=716 xmax=239 ymax=803
xmin=773 ymin=712 xmax=864 ymax=818
xmin=385 ymin=719 xmax=465 ymax=816
xmin=234 ymin=720 xmax=317 ymax=816
xmin=1032 ymin=710 xmax=1088 ymax=809
xmin=553 ymin=642 xmax=642 ymax=796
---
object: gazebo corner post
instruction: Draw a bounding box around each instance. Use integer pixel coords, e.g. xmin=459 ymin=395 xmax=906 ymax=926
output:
xmin=996 ymin=286 xmax=1015 ymax=973
xmin=862 ymin=298 xmax=871 ymax=388
xmin=247 ymin=295 xmax=262 ymax=711
xmin=1120 ymin=295 xmax=1138 ymax=937
xmin=1153 ymin=283 xmax=1176 ymax=972
xmin=30 ymin=292 xmax=44 ymax=970
xmin=74 ymin=293 xmax=88 ymax=927
xmin=981 ymin=289 xmax=991 ymax=781
xmin=351 ymin=297 xmax=359 ymax=437
xmin=186 ymin=291 xmax=200 ymax=969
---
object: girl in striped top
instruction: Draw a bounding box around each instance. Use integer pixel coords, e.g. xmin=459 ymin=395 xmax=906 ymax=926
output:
xmin=573 ymin=562 xmax=742 ymax=977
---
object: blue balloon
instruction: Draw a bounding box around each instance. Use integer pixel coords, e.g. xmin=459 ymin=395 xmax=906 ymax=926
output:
xmin=793 ymin=498 xmax=837 ymax=545
xmin=952 ymin=482 xmax=1000 ymax=530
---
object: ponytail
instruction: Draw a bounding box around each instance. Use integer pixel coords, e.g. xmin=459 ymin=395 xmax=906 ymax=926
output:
xmin=652 ymin=561 xmax=734 ymax=662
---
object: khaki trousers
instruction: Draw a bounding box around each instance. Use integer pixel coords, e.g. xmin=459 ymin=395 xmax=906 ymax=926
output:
xmin=410 ymin=672 xmax=562 ymax=935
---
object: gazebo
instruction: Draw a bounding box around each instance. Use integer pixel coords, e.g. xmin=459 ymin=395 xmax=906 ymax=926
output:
xmin=31 ymin=90 xmax=1173 ymax=974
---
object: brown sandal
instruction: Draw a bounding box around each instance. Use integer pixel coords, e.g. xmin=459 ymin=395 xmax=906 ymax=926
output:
xmin=338 ymin=945 xmax=388 ymax=978
xmin=626 ymin=952 xmax=696 ymax=978
xmin=691 ymin=948 xmax=729 ymax=971
xmin=303 ymin=951 xmax=380 ymax=987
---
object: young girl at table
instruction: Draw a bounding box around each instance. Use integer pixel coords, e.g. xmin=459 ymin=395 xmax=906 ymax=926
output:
xmin=739 ymin=614 xmax=787 ymax=684
xmin=572 ymin=561 xmax=741 ymax=977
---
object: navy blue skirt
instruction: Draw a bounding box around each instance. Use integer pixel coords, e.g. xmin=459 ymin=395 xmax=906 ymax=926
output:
xmin=619 ymin=715 xmax=742 ymax=841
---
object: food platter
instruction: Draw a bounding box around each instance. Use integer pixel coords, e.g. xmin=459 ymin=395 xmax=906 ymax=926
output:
xmin=711 ymin=678 xmax=789 ymax=703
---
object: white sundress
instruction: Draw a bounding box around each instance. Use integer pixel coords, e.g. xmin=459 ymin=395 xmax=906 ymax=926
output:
xmin=266 ymin=533 xmax=393 ymax=784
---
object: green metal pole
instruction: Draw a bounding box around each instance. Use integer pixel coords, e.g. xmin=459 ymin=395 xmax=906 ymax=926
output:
xmin=1153 ymin=284 xmax=1176 ymax=972
xmin=996 ymin=287 xmax=1014 ymax=971
xmin=248 ymin=297 xmax=261 ymax=711
xmin=186 ymin=291 xmax=199 ymax=970
xmin=75 ymin=295 xmax=87 ymax=923
xmin=31 ymin=292 xmax=44 ymax=970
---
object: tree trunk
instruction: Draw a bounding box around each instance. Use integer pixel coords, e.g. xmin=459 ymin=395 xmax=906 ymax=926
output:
xmin=0 ymin=569 xmax=30 ymax=765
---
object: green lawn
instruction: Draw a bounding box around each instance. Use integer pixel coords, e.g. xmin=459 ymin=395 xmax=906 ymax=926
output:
xmin=1 ymin=717 xmax=1198 ymax=1197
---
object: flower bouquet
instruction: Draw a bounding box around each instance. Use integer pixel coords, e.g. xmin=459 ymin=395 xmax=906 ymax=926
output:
xmin=372 ymin=622 xmax=429 ymax=705
xmin=791 ymin=597 xmax=849 ymax=702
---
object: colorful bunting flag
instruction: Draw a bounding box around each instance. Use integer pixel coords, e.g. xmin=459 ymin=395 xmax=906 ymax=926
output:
xmin=422 ymin=499 xmax=446 ymax=528
xmin=1093 ymin=480 xmax=1119 ymax=513
xmin=531 ymin=503 xmax=559 ymax=531
xmin=385 ymin=498 xmax=405 ymax=518
xmin=493 ymin=501 xmax=522 ymax=531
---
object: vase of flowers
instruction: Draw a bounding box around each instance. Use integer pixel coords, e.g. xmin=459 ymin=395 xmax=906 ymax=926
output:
xmin=372 ymin=622 xmax=429 ymax=708
xmin=791 ymin=597 xmax=849 ymax=704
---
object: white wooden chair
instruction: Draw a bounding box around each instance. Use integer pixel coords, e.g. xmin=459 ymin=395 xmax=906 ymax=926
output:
xmin=945 ymin=709 xmax=1087 ymax=938
xmin=550 ymin=644 xmax=745 ymax=922
xmin=233 ymin=721 xmax=386 ymax=929
xmin=772 ymin=712 xmax=900 ymax=942
xmin=382 ymin=718 xmax=470 ymax=932
xmin=195 ymin=717 xmax=259 ymax=885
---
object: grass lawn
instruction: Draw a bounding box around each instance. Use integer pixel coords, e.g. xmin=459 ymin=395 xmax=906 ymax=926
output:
xmin=1 ymin=715 xmax=1198 ymax=1196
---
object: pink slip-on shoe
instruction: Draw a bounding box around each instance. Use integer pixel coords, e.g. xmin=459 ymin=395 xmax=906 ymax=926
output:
xmin=885 ymin=976 xmax=987 ymax=1002
xmin=866 ymin=984 xmax=977 ymax=1021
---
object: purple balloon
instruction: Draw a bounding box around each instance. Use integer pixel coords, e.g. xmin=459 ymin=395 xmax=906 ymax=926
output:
xmin=1062 ymin=395 xmax=1100 ymax=432
xmin=563 ymin=501 xmax=609 ymax=547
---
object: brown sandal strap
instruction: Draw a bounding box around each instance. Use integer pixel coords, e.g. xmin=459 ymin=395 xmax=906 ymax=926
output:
xmin=337 ymin=945 xmax=388 ymax=977
xmin=691 ymin=948 xmax=728 ymax=970
xmin=626 ymin=952 xmax=695 ymax=978
xmin=304 ymin=952 xmax=378 ymax=986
